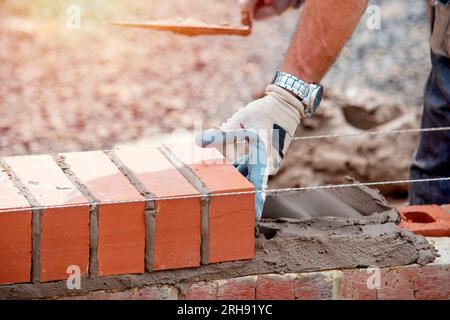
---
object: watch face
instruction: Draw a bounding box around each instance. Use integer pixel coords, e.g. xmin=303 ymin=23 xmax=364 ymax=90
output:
xmin=312 ymin=86 xmax=323 ymax=113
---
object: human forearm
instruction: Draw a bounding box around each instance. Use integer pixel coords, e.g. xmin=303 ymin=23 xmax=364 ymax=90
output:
xmin=281 ymin=0 xmax=368 ymax=83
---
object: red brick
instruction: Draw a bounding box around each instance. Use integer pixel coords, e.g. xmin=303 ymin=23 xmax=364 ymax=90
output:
xmin=413 ymin=265 xmax=450 ymax=300
xmin=377 ymin=268 xmax=414 ymax=300
xmin=184 ymin=281 xmax=218 ymax=300
xmin=339 ymin=270 xmax=377 ymax=300
xmin=338 ymin=271 xmax=354 ymax=299
xmin=294 ymin=272 xmax=334 ymax=300
xmin=217 ymin=276 xmax=256 ymax=300
xmin=3 ymin=155 xmax=90 ymax=282
xmin=60 ymin=151 xmax=146 ymax=276
xmin=167 ymin=143 xmax=254 ymax=264
xmin=0 ymin=169 xmax=32 ymax=284
xmin=340 ymin=266 xmax=450 ymax=300
xmin=256 ymin=274 xmax=296 ymax=300
xmin=398 ymin=205 xmax=450 ymax=237
xmin=114 ymin=146 xmax=201 ymax=271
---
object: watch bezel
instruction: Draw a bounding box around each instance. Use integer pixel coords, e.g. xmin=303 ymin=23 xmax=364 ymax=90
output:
xmin=310 ymin=85 xmax=324 ymax=113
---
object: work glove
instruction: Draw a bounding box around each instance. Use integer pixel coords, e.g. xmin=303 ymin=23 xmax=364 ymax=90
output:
xmin=196 ymin=85 xmax=306 ymax=221
xmin=239 ymin=0 xmax=303 ymax=21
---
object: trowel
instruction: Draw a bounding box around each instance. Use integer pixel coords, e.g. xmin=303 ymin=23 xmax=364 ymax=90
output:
xmin=262 ymin=178 xmax=393 ymax=220
xmin=107 ymin=5 xmax=253 ymax=37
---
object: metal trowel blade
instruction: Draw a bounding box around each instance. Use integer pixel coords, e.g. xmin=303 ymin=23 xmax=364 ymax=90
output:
xmin=108 ymin=18 xmax=251 ymax=37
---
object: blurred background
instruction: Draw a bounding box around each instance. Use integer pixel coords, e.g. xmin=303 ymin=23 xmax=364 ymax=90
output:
xmin=0 ymin=0 xmax=432 ymax=203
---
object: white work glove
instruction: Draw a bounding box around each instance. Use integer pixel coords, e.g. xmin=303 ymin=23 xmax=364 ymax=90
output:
xmin=239 ymin=0 xmax=303 ymax=20
xmin=196 ymin=85 xmax=305 ymax=221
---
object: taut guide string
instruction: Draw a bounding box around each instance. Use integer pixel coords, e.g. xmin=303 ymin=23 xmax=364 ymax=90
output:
xmin=291 ymin=126 xmax=450 ymax=141
xmin=1 ymin=126 xmax=450 ymax=212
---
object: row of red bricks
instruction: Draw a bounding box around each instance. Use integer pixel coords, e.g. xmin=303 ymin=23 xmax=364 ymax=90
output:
xmin=0 ymin=144 xmax=255 ymax=285
xmin=61 ymin=263 xmax=450 ymax=300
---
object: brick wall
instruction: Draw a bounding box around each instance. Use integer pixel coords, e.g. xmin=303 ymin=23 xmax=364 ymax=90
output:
xmin=1 ymin=143 xmax=450 ymax=300
xmin=0 ymin=144 xmax=255 ymax=286
xmin=58 ymin=262 xmax=450 ymax=300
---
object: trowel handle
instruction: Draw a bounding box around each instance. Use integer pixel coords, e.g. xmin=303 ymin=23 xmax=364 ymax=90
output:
xmin=241 ymin=0 xmax=267 ymax=27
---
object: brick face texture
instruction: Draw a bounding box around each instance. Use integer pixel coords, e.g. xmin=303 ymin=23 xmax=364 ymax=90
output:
xmin=60 ymin=151 xmax=146 ymax=276
xmin=340 ymin=266 xmax=450 ymax=300
xmin=166 ymin=144 xmax=255 ymax=264
xmin=40 ymin=207 xmax=90 ymax=282
xmin=3 ymin=155 xmax=90 ymax=283
xmin=399 ymin=205 xmax=450 ymax=237
xmin=256 ymin=274 xmax=297 ymax=300
xmin=183 ymin=281 xmax=218 ymax=300
xmin=412 ymin=266 xmax=450 ymax=300
xmin=217 ymin=276 xmax=256 ymax=300
xmin=114 ymin=146 xmax=202 ymax=271
xmin=0 ymin=170 xmax=32 ymax=285
xmin=294 ymin=273 xmax=334 ymax=300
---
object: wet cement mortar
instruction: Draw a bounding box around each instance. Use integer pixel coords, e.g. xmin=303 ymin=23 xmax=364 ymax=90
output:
xmin=0 ymin=203 xmax=437 ymax=300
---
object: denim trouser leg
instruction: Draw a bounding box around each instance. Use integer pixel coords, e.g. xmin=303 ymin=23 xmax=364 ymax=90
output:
xmin=409 ymin=52 xmax=450 ymax=205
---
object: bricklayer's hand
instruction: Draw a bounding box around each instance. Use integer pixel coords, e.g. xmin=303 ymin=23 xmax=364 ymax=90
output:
xmin=196 ymin=85 xmax=305 ymax=221
xmin=239 ymin=0 xmax=303 ymax=21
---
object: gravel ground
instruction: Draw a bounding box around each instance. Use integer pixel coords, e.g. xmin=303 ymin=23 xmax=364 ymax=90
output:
xmin=0 ymin=0 xmax=431 ymax=176
xmin=325 ymin=0 xmax=430 ymax=105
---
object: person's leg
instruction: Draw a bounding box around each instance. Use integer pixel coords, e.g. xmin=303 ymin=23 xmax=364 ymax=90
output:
xmin=409 ymin=52 xmax=450 ymax=204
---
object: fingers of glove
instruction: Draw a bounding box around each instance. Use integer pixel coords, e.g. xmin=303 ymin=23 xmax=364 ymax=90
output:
xmin=196 ymin=128 xmax=261 ymax=148
xmin=229 ymin=137 xmax=267 ymax=190
xmin=233 ymin=155 xmax=250 ymax=177
xmin=230 ymin=137 xmax=267 ymax=221
xmin=247 ymin=160 xmax=266 ymax=192
xmin=248 ymin=162 xmax=266 ymax=221
xmin=234 ymin=154 xmax=266 ymax=221
xmin=247 ymin=142 xmax=268 ymax=222
xmin=197 ymin=127 xmax=268 ymax=221
xmin=233 ymin=153 xmax=264 ymax=220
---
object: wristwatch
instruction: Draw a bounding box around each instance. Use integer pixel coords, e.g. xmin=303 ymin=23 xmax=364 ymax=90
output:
xmin=271 ymin=71 xmax=324 ymax=116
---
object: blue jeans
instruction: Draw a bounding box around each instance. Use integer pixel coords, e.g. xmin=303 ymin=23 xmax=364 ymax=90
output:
xmin=409 ymin=52 xmax=450 ymax=204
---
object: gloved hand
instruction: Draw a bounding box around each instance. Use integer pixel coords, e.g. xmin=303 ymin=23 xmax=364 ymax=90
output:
xmin=196 ymin=85 xmax=305 ymax=221
xmin=239 ymin=0 xmax=303 ymax=21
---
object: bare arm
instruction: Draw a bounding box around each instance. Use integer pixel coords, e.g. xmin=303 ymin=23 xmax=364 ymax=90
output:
xmin=281 ymin=0 xmax=368 ymax=83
